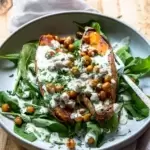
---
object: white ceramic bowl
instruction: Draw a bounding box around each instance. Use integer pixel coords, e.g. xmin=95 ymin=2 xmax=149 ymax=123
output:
xmin=0 ymin=11 xmax=150 ymax=150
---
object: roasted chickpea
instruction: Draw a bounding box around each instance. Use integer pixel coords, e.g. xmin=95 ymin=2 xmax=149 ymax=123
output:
xmin=83 ymin=35 xmax=90 ymax=44
xmin=88 ymin=49 xmax=96 ymax=57
xmin=83 ymin=113 xmax=91 ymax=122
xmin=76 ymin=31 xmax=83 ymax=39
xmin=49 ymin=51 xmax=55 ymax=56
xmin=2 ymin=103 xmax=10 ymax=112
xmin=99 ymin=91 xmax=106 ymax=101
xmin=86 ymin=65 xmax=93 ymax=73
xmin=64 ymin=36 xmax=74 ymax=47
xmin=96 ymin=83 xmax=102 ymax=90
xmin=59 ymin=37 xmax=65 ymax=44
xmin=66 ymin=60 xmax=74 ymax=68
xmin=46 ymin=83 xmax=55 ymax=93
xmin=75 ymin=116 xmax=83 ymax=122
xmin=14 ymin=116 xmax=23 ymax=126
xmin=56 ymin=48 xmax=63 ymax=53
xmin=102 ymin=82 xmax=111 ymax=91
xmin=82 ymin=55 xmax=92 ymax=66
xmin=68 ymin=90 xmax=77 ymax=99
xmin=71 ymin=66 xmax=80 ymax=75
xmin=68 ymin=44 xmax=74 ymax=51
xmin=26 ymin=106 xmax=35 ymax=114
xmin=54 ymin=35 xmax=60 ymax=41
xmin=55 ymin=85 xmax=64 ymax=92
xmin=88 ymin=137 xmax=95 ymax=145
xmin=90 ymin=79 xmax=99 ymax=87
xmin=66 ymin=139 xmax=76 ymax=149
xmin=80 ymin=52 xmax=87 ymax=56
xmin=93 ymin=65 xmax=99 ymax=73
xmin=104 ymin=75 xmax=111 ymax=82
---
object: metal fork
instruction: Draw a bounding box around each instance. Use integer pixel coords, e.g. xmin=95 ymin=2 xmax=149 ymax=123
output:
xmin=114 ymin=53 xmax=150 ymax=108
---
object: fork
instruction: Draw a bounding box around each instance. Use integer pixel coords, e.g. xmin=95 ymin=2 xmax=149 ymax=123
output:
xmin=114 ymin=53 xmax=150 ymax=109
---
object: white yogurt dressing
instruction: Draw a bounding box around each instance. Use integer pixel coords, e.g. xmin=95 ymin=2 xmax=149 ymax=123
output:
xmin=67 ymin=79 xmax=85 ymax=92
xmin=49 ymin=132 xmax=67 ymax=144
xmin=27 ymin=70 xmax=36 ymax=84
xmin=25 ymin=123 xmax=50 ymax=141
xmin=85 ymin=131 xmax=96 ymax=144
xmin=39 ymin=106 xmax=49 ymax=114
xmin=119 ymin=108 xmax=128 ymax=125
xmin=70 ymin=111 xmax=82 ymax=119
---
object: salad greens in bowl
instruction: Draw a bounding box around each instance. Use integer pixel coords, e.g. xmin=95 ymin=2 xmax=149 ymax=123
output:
xmin=0 ymin=12 xmax=150 ymax=150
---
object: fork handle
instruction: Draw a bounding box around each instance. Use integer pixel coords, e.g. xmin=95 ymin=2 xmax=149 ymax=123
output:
xmin=122 ymin=74 xmax=150 ymax=109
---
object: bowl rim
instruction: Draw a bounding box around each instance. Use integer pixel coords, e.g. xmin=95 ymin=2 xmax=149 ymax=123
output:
xmin=0 ymin=11 xmax=150 ymax=150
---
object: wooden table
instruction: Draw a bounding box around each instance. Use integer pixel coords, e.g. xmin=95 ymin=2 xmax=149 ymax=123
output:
xmin=0 ymin=0 xmax=150 ymax=149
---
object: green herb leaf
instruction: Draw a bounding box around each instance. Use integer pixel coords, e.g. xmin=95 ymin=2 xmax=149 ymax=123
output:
xmin=14 ymin=124 xmax=37 ymax=142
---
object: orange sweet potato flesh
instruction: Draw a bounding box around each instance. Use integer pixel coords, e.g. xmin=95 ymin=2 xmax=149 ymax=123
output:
xmin=89 ymin=31 xmax=109 ymax=56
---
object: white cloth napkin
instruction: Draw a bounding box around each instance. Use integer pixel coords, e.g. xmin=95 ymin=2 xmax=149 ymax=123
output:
xmin=8 ymin=1 xmax=148 ymax=150
xmin=8 ymin=0 xmax=97 ymax=32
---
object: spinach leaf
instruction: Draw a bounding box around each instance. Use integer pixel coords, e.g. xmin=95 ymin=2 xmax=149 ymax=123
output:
xmin=100 ymin=114 xmax=119 ymax=132
xmin=73 ymin=20 xmax=107 ymax=38
xmin=75 ymin=122 xmax=82 ymax=133
xmin=32 ymin=118 xmax=68 ymax=133
xmin=124 ymin=102 xmax=143 ymax=121
xmin=14 ymin=124 xmax=37 ymax=142
xmin=0 ymin=91 xmax=20 ymax=113
xmin=0 ymin=53 xmax=20 ymax=65
xmin=125 ymin=56 xmax=150 ymax=77
xmin=123 ymin=91 xmax=149 ymax=120
xmin=21 ymin=114 xmax=32 ymax=123
xmin=116 ymin=37 xmax=150 ymax=78
xmin=132 ymin=93 xmax=149 ymax=117
xmin=91 ymin=22 xmax=107 ymax=39
xmin=14 ymin=42 xmax=38 ymax=92
xmin=86 ymin=122 xmax=102 ymax=146
xmin=19 ymin=42 xmax=38 ymax=78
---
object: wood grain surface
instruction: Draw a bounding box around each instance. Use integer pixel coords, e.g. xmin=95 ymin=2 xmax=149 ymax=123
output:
xmin=0 ymin=0 xmax=150 ymax=149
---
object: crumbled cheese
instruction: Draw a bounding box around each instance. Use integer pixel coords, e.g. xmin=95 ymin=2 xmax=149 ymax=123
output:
xmin=94 ymin=101 xmax=103 ymax=113
xmin=50 ymin=99 xmax=57 ymax=108
xmin=70 ymin=112 xmax=82 ymax=119
xmin=80 ymin=73 xmax=89 ymax=80
xmin=111 ymin=79 xmax=116 ymax=84
xmin=90 ymin=93 xmax=99 ymax=102
xmin=50 ymin=40 xmax=60 ymax=49
xmin=84 ymin=85 xmax=93 ymax=94
xmin=60 ymin=92 xmax=69 ymax=101
xmin=104 ymin=99 xmax=110 ymax=106
xmin=68 ymin=79 xmax=85 ymax=92
xmin=39 ymin=107 xmax=49 ymax=114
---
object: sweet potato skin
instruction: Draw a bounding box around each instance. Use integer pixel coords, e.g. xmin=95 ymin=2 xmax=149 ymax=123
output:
xmin=53 ymin=106 xmax=73 ymax=123
xmin=108 ymin=52 xmax=118 ymax=103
